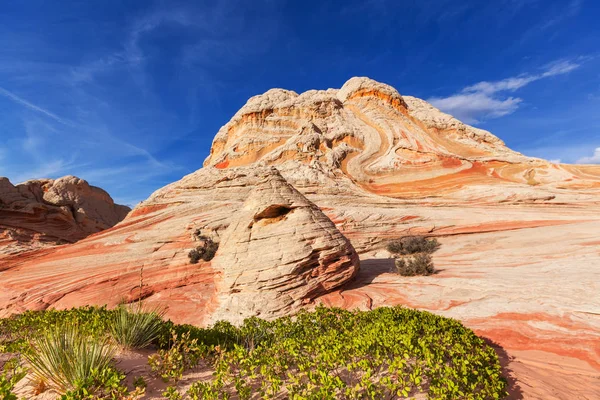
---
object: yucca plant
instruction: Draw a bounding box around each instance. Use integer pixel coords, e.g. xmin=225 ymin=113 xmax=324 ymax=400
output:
xmin=25 ymin=323 xmax=116 ymax=393
xmin=109 ymin=304 xmax=165 ymax=349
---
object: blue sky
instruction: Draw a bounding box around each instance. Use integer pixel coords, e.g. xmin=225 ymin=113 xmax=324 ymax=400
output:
xmin=1 ymin=0 xmax=599 ymax=206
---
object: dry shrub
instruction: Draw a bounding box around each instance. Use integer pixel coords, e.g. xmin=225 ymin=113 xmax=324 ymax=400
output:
xmin=394 ymin=254 xmax=435 ymax=276
xmin=188 ymin=237 xmax=219 ymax=264
xmin=387 ymin=235 xmax=440 ymax=255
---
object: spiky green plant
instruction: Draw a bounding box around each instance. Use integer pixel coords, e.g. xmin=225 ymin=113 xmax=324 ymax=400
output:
xmin=109 ymin=304 xmax=165 ymax=349
xmin=24 ymin=323 xmax=116 ymax=392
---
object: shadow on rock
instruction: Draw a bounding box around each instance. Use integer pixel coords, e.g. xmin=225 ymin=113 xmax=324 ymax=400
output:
xmin=343 ymin=258 xmax=395 ymax=288
xmin=346 ymin=258 xmax=446 ymax=289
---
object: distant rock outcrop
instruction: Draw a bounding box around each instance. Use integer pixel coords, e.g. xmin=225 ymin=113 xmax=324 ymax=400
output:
xmin=0 ymin=175 xmax=130 ymax=255
xmin=210 ymin=168 xmax=359 ymax=324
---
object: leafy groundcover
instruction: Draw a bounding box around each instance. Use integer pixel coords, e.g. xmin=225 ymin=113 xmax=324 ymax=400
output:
xmin=0 ymin=305 xmax=507 ymax=399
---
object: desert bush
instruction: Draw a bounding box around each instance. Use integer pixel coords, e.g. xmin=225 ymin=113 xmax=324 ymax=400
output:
xmin=157 ymin=320 xmax=241 ymax=353
xmin=188 ymin=237 xmax=219 ymax=264
xmin=394 ymin=253 xmax=436 ymax=276
xmin=0 ymin=306 xmax=114 ymax=354
xmin=24 ymin=323 xmax=116 ymax=393
xmin=60 ymin=366 xmax=145 ymax=399
xmin=132 ymin=376 xmax=146 ymax=390
xmin=2 ymin=307 xmax=150 ymax=398
xmin=2 ymin=305 xmax=506 ymax=399
xmin=109 ymin=304 xmax=165 ymax=349
xmin=0 ymin=357 xmax=26 ymax=400
xmin=186 ymin=306 xmax=507 ymax=399
xmin=163 ymin=386 xmax=183 ymax=400
xmin=387 ymin=235 xmax=440 ymax=255
xmin=148 ymin=330 xmax=208 ymax=382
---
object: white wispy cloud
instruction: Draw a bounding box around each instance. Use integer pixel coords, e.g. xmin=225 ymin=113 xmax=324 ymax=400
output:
xmin=428 ymin=60 xmax=581 ymax=124
xmin=577 ymin=147 xmax=600 ymax=164
xmin=0 ymin=86 xmax=75 ymax=126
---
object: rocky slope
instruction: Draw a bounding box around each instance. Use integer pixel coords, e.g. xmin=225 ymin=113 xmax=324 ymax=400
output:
xmin=0 ymin=175 xmax=130 ymax=256
xmin=1 ymin=77 xmax=599 ymax=398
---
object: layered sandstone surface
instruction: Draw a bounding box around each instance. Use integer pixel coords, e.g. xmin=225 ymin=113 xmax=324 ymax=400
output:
xmin=1 ymin=77 xmax=600 ymax=398
xmin=0 ymin=175 xmax=130 ymax=257
xmin=205 ymin=77 xmax=600 ymax=201
xmin=211 ymin=168 xmax=359 ymax=324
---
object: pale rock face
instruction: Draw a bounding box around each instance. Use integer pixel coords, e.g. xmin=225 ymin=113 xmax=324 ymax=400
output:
xmin=336 ymin=76 xmax=407 ymax=105
xmin=210 ymin=168 xmax=359 ymax=324
xmin=0 ymin=175 xmax=130 ymax=255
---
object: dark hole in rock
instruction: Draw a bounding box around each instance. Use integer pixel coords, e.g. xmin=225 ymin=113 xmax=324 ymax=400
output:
xmin=254 ymin=204 xmax=292 ymax=221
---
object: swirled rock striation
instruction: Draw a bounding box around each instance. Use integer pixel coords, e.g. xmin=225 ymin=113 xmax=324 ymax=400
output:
xmin=210 ymin=168 xmax=359 ymax=324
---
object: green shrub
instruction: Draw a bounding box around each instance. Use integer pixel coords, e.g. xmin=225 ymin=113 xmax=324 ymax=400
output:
xmin=109 ymin=304 xmax=165 ymax=349
xmin=2 ymin=305 xmax=506 ymax=399
xmin=148 ymin=330 xmax=207 ymax=382
xmin=24 ymin=323 xmax=116 ymax=393
xmin=157 ymin=320 xmax=241 ymax=353
xmin=0 ymin=306 xmax=114 ymax=351
xmin=394 ymin=253 xmax=436 ymax=276
xmin=60 ymin=366 xmax=145 ymax=399
xmin=132 ymin=376 xmax=146 ymax=390
xmin=387 ymin=235 xmax=440 ymax=255
xmin=188 ymin=237 xmax=219 ymax=264
xmin=163 ymin=386 xmax=183 ymax=400
xmin=185 ymin=306 xmax=507 ymax=399
xmin=0 ymin=357 xmax=26 ymax=400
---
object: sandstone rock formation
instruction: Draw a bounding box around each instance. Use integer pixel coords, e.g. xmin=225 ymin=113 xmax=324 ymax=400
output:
xmin=205 ymin=77 xmax=600 ymax=201
xmin=210 ymin=168 xmax=358 ymax=324
xmin=0 ymin=167 xmax=360 ymax=323
xmin=1 ymin=77 xmax=600 ymax=398
xmin=0 ymin=175 xmax=130 ymax=256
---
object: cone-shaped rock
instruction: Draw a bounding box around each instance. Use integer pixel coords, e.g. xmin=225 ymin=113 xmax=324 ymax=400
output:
xmin=210 ymin=168 xmax=359 ymax=324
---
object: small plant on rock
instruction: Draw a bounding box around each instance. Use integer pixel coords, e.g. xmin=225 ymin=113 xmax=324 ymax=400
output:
xmin=188 ymin=237 xmax=219 ymax=264
xmin=394 ymin=253 xmax=435 ymax=276
xmin=387 ymin=235 xmax=440 ymax=255
xmin=388 ymin=235 xmax=440 ymax=276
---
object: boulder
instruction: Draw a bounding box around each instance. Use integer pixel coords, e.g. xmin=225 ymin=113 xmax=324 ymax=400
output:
xmin=210 ymin=168 xmax=359 ymax=323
